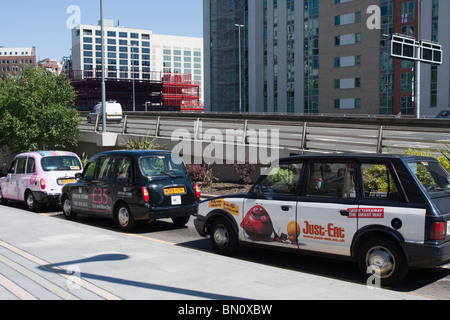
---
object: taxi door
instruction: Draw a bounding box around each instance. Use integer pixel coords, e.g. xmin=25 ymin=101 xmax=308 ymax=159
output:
xmin=90 ymin=156 xmax=115 ymax=217
xmin=241 ymin=161 xmax=304 ymax=248
xmin=1 ymin=158 xmax=17 ymax=200
xmin=10 ymin=157 xmax=27 ymax=201
xmin=71 ymin=160 xmax=97 ymax=213
xmin=297 ymin=161 xmax=359 ymax=257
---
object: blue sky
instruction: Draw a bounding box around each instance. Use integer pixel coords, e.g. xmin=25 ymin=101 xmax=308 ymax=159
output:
xmin=0 ymin=0 xmax=203 ymax=61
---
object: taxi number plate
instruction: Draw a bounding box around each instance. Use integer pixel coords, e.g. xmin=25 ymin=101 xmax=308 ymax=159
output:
xmin=164 ymin=187 xmax=185 ymax=195
xmin=172 ymin=196 xmax=182 ymax=206
xmin=58 ymin=179 xmax=76 ymax=185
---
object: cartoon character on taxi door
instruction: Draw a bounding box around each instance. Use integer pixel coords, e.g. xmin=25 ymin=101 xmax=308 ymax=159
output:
xmin=287 ymin=221 xmax=301 ymax=244
xmin=241 ymin=205 xmax=282 ymax=242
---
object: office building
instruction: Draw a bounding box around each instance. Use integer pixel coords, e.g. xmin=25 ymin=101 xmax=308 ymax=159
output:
xmin=0 ymin=47 xmax=36 ymax=78
xmin=204 ymin=0 xmax=450 ymax=117
xmin=71 ymin=20 xmax=204 ymax=107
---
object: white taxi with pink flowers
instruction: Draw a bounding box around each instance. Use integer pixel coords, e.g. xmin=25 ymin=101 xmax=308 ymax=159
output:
xmin=0 ymin=151 xmax=83 ymax=211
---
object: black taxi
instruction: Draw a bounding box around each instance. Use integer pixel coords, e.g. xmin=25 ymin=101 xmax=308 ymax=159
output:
xmin=195 ymin=154 xmax=450 ymax=286
xmin=60 ymin=150 xmax=200 ymax=232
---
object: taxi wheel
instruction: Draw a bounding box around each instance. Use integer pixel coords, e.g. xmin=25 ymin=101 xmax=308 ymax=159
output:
xmin=115 ymin=203 xmax=136 ymax=232
xmin=25 ymin=191 xmax=40 ymax=212
xmin=62 ymin=195 xmax=77 ymax=220
xmin=172 ymin=216 xmax=190 ymax=226
xmin=210 ymin=217 xmax=238 ymax=256
xmin=357 ymin=237 xmax=408 ymax=287
xmin=0 ymin=189 xmax=8 ymax=205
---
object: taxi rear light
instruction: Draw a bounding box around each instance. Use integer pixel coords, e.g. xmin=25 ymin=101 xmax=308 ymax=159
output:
xmin=430 ymin=222 xmax=446 ymax=240
xmin=142 ymin=187 xmax=150 ymax=203
xmin=40 ymin=179 xmax=46 ymax=190
xmin=194 ymin=184 xmax=201 ymax=198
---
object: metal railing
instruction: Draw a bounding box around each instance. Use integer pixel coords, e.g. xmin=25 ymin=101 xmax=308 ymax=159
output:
xmin=79 ymin=112 xmax=450 ymax=155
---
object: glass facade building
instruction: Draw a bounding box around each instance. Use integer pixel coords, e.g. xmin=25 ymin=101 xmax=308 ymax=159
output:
xmin=205 ymin=0 xmax=450 ymax=117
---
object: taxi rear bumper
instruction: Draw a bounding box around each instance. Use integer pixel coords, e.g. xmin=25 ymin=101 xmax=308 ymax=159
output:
xmin=132 ymin=203 xmax=198 ymax=222
xmin=403 ymin=241 xmax=450 ymax=269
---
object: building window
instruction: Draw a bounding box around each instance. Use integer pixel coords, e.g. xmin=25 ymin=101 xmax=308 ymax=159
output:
xmin=401 ymin=96 xmax=414 ymax=115
xmin=335 ymin=98 xmax=361 ymax=109
xmin=335 ymin=33 xmax=361 ymax=46
xmin=335 ymin=12 xmax=361 ymax=26
xmin=335 ymin=78 xmax=361 ymax=89
xmin=401 ymin=1 xmax=415 ymax=22
xmin=334 ymin=55 xmax=361 ymax=68
xmin=400 ymin=73 xmax=414 ymax=92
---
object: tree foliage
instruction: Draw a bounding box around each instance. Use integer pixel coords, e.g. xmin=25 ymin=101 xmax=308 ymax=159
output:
xmin=0 ymin=66 xmax=80 ymax=154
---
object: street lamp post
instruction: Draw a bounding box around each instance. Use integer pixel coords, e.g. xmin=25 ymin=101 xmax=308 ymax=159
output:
xmin=235 ymin=24 xmax=244 ymax=114
xmin=100 ymin=0 xmax=107 ymax=132
xmin=130 ymin=43 xmax=138 ymax=112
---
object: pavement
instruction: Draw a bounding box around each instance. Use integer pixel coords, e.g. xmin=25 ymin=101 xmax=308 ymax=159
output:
xmin=0 ymin=204 xmax=430 ymax=301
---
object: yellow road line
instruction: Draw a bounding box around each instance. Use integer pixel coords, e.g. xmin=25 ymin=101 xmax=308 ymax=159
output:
xmin=0 ymin=253 xmax=80 ymax=300
xmin=0 ymin=273 xmax=37 ymax=300
xmin=125 ymin=233 xmax=177 ymax=246
xmin=0 ymin=240 xmax=121 ymax=300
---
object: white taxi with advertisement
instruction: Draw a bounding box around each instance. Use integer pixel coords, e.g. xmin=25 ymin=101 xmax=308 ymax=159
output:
xmin=195 ymin=154 xmax=450 ymax=286
xmin=0 ymin=151 xmax=83 ymax=211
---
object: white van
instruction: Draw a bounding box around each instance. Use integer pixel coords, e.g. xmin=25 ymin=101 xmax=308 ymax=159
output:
xmin=87 ymin=101 xmax=123 ymax=123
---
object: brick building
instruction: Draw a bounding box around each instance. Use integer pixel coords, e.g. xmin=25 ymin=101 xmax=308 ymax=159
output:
xmin=38 ymin=58 xmax=61 ymax=75
xmin=0 ymin=46 xmax=36 ymax=78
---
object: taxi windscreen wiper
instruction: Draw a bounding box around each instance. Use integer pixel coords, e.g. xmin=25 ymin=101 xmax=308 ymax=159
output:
xmin=160 ymin=171 xmax=177 ymax=178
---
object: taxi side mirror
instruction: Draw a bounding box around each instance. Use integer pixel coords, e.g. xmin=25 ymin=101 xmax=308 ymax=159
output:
xmin=252 ymin=184 xmax=264 ymax=197
xmin=75 ymin=173 xmax=82 ymax=179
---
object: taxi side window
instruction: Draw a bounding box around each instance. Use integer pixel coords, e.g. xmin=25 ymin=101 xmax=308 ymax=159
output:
xmin=96 ymin=157 xmax=115 ymax=181
xmin=306 ymin=162 xmax=356 ymax=199
xmin=116 ymin=157 xmax=133 ymax=182
xmin=361 ymin=163 xmax=400 ymax=200
xmin=259 ymin=162 xmax=303 ymax=196
xmin=9 ymin=160 xmax=17 ymax=174
xmin=16 ymin=158 xmax=27 ymax=175
xmin=26 ymin=158 xmax=36 ymax=174
xmin=83 ymin=161 xmax=97 ymax=181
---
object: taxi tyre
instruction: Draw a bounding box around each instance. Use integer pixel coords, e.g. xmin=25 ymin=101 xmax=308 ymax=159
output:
xmin=62 ymin=194 xmax=78 ymax=221
xmin=172 ymin=216 xmax=190 ymax=226
xmin=357 ymin=236 xmax=408 ymax=286
xmin=115 ymin=202 xmax=136 ymax=232
xmin=0 ymin=188 xmax=8 ymax=205
xmin=25 ymin=190 xmax=40 ymax=212
xmin=210 ymin=217 xmax=238 ymax=256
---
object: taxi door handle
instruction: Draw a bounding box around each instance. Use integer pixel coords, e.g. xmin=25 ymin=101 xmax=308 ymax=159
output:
xmin=282 ymin=206 xmax=291 ymax=212
xmin=340 ymin=210 xmax=350 ymax=217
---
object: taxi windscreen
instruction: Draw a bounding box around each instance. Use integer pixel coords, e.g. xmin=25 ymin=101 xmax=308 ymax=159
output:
xmin=139 ymin=155 xmax=187 ymax=177
xmin=41 ymin=156 xmax=82 ymax=172
xmin=407 ymin=161 xmax=450 ymax=196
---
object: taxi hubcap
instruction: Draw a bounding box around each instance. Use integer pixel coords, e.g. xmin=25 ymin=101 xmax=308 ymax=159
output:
xmin=27 ymin=194 xmax=35 ymax=208
xmin=63 ymin=199 xmax=72 ymax=215
xmin=366 ymin=246 xmax=395 ymax=278
xmin=213 ymin=225 xmax=229 ymax=249
xmin=118 ymin=208 xmax=130 ymax=227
